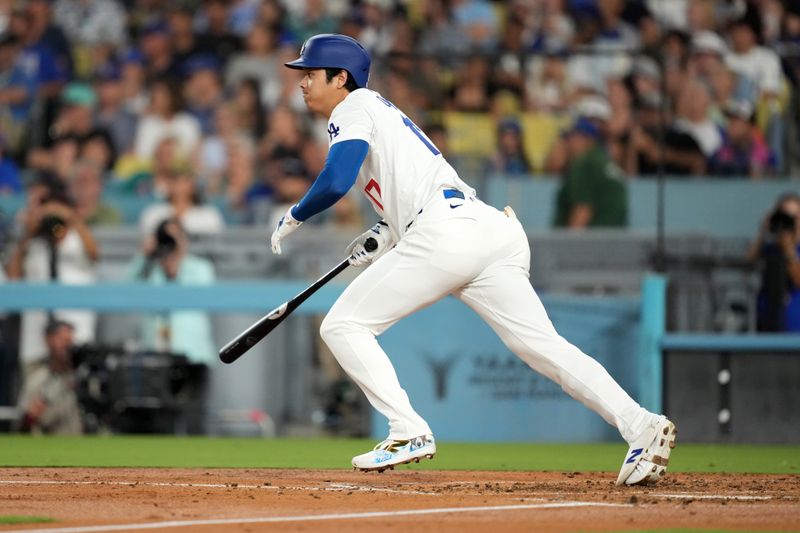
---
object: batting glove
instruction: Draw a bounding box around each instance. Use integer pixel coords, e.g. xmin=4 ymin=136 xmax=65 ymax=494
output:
xmin=270 ymin=206 xmax=302 ymax=255
xmin=346 ymin=221 xmax=393 ymax=267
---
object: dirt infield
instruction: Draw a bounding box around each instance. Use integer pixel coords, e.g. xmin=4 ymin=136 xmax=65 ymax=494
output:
xmin=1 ymin=468 xmax=798 ymax=532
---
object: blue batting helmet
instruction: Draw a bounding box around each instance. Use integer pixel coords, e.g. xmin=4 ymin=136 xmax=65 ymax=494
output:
xmin=284 ymin=34 xmax=371 ymax=88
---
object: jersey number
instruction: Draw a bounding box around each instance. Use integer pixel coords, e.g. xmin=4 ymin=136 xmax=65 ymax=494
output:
xmin=365 ymin=178 xmax=383 ymax=210
xmin=376 ymin=95 xmax=441 ymax=156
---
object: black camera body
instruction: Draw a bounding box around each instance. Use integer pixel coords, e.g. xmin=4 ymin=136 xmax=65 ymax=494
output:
xmin=36 ymin=215 xmax=67 ymax=242
xmin=769 ymin=209 xmax=796 ymax=235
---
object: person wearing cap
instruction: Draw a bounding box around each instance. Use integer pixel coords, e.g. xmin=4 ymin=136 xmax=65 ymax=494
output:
xmin=93 ymin=63 xmax=138 ymax=156
xmin=709 ymin=99 xmax=776 ymax=178
xmin=487 ymin=117 xmax=532 ymax=175
xmin=16 ymin=320 xmax=83 ymax=434
xmin=553 ymin=116 xmax=627 ymax=228
xmin=182 ymin=54 xmax=225 ymax=136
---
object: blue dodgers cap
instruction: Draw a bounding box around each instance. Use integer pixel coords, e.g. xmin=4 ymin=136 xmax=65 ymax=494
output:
xmin=141 ymin=19 xmax=170 ymax=37
xmin=566 ymin=116 xmax=601 ymax=138
xmin=284 ymin=33 xmax=371 ymax=88
xmin=182 ymin=53 xmax=220 ymax=77
xmin=121 ymin=47 xmax=146 ymax=65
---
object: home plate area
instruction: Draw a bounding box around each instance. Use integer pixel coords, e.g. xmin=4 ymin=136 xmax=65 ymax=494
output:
xmin=0 ymin=468 xmax=798 ymax=532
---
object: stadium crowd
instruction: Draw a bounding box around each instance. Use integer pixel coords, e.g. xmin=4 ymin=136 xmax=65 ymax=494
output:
xmin=0 ymin=0 xmax=797 ymax=227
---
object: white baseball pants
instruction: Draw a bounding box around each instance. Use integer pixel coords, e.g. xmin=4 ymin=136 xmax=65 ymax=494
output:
xmin=320 ymin=191 xmax=654 ymax=443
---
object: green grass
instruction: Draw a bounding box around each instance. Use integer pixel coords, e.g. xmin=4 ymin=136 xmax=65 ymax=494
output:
xmin=0 ymin=516 xmax=53 ymax=525
xmin=0 ymin=436 xmax=798 ymax=473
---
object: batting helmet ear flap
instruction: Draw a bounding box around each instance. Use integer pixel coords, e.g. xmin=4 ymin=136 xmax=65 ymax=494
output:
xmin=284 ymin=33 xmax=371 ymax=88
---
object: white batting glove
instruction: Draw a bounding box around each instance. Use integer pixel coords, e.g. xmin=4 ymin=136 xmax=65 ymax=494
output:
xmin=270 ymin=206 xmax=302 ymax=255
xmin=346 ymin=221 xmax=393 ymax=267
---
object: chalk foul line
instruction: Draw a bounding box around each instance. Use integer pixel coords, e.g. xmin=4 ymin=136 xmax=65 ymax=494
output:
xmin=1 ymin=502 xmax=629 ymax=532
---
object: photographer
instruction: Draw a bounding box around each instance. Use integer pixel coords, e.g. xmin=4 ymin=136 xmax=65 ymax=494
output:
xmin=16 ymin=320 xmax=83 ymax=434
xmin=5 ymin=175 xmax=98 ymax=373
xmin=126 ymin=218 xmax=215 ymax=433
xmin=748 ymin=193 xmax=800 ymax=332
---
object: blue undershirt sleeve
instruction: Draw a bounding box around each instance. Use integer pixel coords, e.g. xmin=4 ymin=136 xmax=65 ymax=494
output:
xmin=290 ymin=139 xmax=369 ymax=222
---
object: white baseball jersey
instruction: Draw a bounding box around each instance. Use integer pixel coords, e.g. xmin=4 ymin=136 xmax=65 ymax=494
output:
xmin=327 ymin=88 xmax=474 ymax=240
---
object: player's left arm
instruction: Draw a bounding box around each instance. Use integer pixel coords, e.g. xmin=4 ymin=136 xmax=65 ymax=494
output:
xmin=270 ymin=139 xmax=369 ymax=254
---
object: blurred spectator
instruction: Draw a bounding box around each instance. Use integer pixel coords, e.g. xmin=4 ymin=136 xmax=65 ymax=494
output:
xmin=231 ymin=77 xmax=266 ymax=140
xmin=605 ymin=76 xmax=634 ymax=166
xmin=595 ymin=0 xmax=639 ymax=49
xmin=93 ymin=63 xmax=138 ymax=157
xmin=183 ymin=54 xmax=225 ymax=135
xmin=417 ymin=0 xmax=470 ymax=63
xmin=452 ymin=0 xmax=498 ymax=52
xmin=195 ymin=102 xmax=254 ymax=203
xmin=133 ymin=76 xmax=201 ymax=161
xmin=5 ymin=175 xmax=98 ymax=367
xmin=0 ymin=135 xmax=21 ymax=194
xmin=53 ymin=0 xmax=126 ymax=49
xmin=689 ymin=31 xmax=757 ymax=108
xmin=258 ymin=104 xmax=304 ymax=167
xmin=726 ymin=11 xmax=788 ymax=169
xmin=23 ymin=0 xmax=73 ymax=84
xmin=554 ymin=117 xmax=627 ymax=228
xmin=52 ymin=0 xmax=126 ymax=78
xmin=0 ymin=33 xmax=37 ymax=155
xmin=526 ymin=0 xmax=574 ymax=53
xmin=526 ymin=51 xmax=571 ymax=113
xmin=669 ymin=79 xmax=722 ymax=166
xmin=487 ymin=117 xmax=531 ymax=175
xmin=139 ymin=166 xmax=224 ymax=237
xmin=197 ymin=0 xmax=243 ymax=62
xmin=127 ymin=218 xmax=216 ymax=362
xmin=8 ymin=2 xmax=66 ymax=114
xmin=16 ymin=319 xmax=83 ymax=434
xmin=624 ymin=92 xmax=666 ymax=176
xmin=225 ymin=22 xmax=281 ymax=105
xmin=68 ymin=159 xmax=122 ymax=226
xmin=167 ymin=6 xmax=210 ymax=73
xmin=748 ymin=193 xmax=800 ymax=332
xmin=247 ymin=156 xmax=309 ymax=225
xmin=709 ymin=99 xmax=776 ymax=178
xmin=119 ymin=49 xmax=149 ymax=115
xmin=229 ymin=0 xmax=260 ymax=38
xmin=28 ymin=82 xmax=113 ymax=175
xmin=138 ymin=20 xmax=176 ymax=80
xmin=286 ymin=0 xmax=336 ymax=44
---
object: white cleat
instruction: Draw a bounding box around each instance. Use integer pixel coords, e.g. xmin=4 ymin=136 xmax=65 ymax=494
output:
xmin=616 ymin=416 xmax=677 ymax=486
xmin=352 ymin=434 xmax=436 ymax=472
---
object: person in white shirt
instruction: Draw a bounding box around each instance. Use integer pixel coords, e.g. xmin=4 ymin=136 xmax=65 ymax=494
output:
xmin=268 ymin=34 xmax=676 ymax=484
xmin=133 ymin=77 xmax=201 ymax=162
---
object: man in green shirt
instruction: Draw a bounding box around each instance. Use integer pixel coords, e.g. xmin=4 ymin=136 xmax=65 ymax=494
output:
xmin=554 ymin=117 xmax=627 ymax=228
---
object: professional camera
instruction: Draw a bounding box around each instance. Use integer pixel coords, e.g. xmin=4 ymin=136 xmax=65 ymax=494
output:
xmin=150 ymin=220 xmax=178 ymax=259
xmin=768 ymin=209 xmax=796 ymax=235
xmin=36 ymin=214 xmax=67 ymax=242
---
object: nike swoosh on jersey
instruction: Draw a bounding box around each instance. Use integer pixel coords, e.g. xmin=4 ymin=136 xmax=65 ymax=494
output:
xmin=449 ymin=204 xmax=462 ymax=209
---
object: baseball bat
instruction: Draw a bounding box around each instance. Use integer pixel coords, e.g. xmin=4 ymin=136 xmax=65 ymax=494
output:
xmin=219 ymin=237 xmax=378 ymax=364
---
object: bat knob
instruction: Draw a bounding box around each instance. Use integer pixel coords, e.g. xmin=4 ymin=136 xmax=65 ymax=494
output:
xmin=364 ymin=237 xmax=378 ymax=252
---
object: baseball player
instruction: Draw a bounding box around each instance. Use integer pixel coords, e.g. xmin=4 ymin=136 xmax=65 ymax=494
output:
xmin=271 ymin=34 xmax=676 ymax=485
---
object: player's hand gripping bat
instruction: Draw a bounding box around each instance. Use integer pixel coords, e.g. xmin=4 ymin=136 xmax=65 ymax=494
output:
xmin=219 ymin=237 xmax=378 ymax=364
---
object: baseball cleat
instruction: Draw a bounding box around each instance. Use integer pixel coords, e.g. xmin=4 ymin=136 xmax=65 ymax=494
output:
xmin=352 ymin=434 xmax=436 ymax=472
xmin=616 ymin=416 xmax=677 ymax=486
